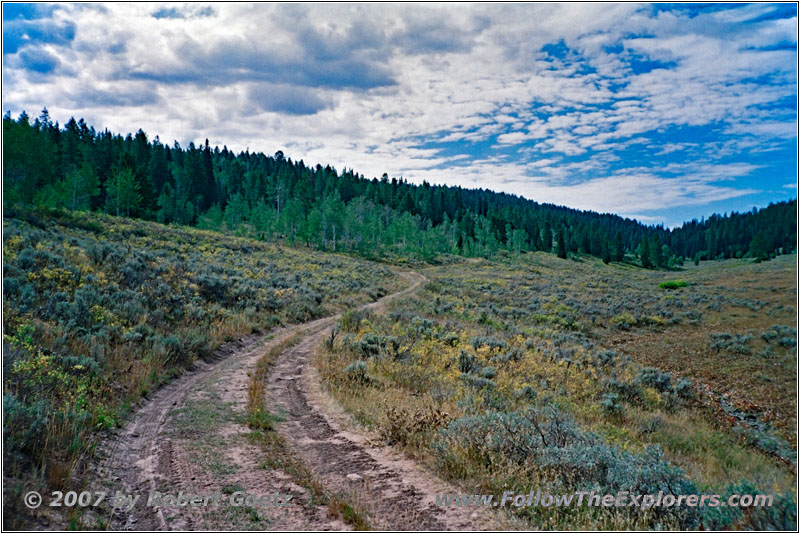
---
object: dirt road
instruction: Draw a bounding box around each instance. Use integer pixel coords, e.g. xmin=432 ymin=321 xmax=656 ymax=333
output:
xmin=87 ymin=270 xmax=498 ymax=530
xmin=265 ymin=328 xmax=496 ymax=530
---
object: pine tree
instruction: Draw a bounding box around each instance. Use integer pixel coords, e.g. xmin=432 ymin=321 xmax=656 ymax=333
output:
xmin=581 ymin=229 xmax=591 ymax=254
xmin=149 ymin=139 xmax=172 ymax=195
xmin=4 ymin=111 xmax=56 ymax=207
xmin=649 ymin=235 xmax=663 ymax=268
xmin=557 ymin=227 xmax=568 ymax=259
xmin=640 ymin=235 xmax=652 ymax=268
xmin=2 ymin=111 xmax=796 ymax=265
xmin=614 ymin=231 xmax=625 ymax=262
xmin=749 ymin=232 xmax=770 ymax=261
xmin=601 ymin=240 xmax=611 ymax=264
xmin=542 ymin=221 xmax=553 ymax=252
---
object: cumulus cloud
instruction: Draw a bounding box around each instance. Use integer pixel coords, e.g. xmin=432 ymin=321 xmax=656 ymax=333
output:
xmin=247 ymin=83 xmax=333 ymax=116
xmin=16 ymin=47 xmax=60 ymax=74
xmin=2 ymin=3 xmax=796 ymax=225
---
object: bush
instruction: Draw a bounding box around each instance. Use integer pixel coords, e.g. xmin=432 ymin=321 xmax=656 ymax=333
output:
xmin=610 ymin=312 xmax=638 ymax=330
xmin=440 ymin=333 xmax=460 ymax=346
xmin=459 ymin=374 xmax=496 ymax=390
xmin=358 ymin=332 xmax=383 ymax=359
xmin=605 ymin=378 xmax=642 ymax=403
xmin=58 ymin=354 xmax=101 ymax=376
xmin=637 ymin=367 xmax=672 ymax=392
xmin=672 ymin=378 xmax=695 ymax=399
xmin=479 ymin=366 xmax=497 ymax=379
xmin=411 ymin=316 xmax=436 ymax=337
xmin=285 ymin=298 xmax=320 ymax=323
xmin=598 ymin=392 xmax=622 ymax=415
xmin=514 ymin=386 xmax=537 ymax=401
xmin=435 ymin=406 xmax=698 ymax=529
xmin=701 ymin=480 xmax=797 ymax=530
xmin=471 ymin=335 xmax=507 ymax=351
xmin=340 ymin=309 xmax=365 ymax=333
xmin=3 ymin=394 xmax=51 ymax=462
xmin=457 ymin=350 xmax=477 ymax=374
xmin=594 ymin=349 xmax=617 ymax=367
xmin=349 ymin=332 xmax=398 ymax=360
xmin=710 ymin=333 xmax=753 ymax=354
xmin=762 ymin=325 xmax=797 ymax=347
xmin=344 ymin=360 xmax=369 ymax=384
xmin=684 ymin=310 xmax=703 ymax=325
xmin=658 ymin=280 xmax=688 ymax=290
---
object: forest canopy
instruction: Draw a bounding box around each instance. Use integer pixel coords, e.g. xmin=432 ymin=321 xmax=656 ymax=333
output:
xmin=4 ymin=109 xmax=796 ymax=265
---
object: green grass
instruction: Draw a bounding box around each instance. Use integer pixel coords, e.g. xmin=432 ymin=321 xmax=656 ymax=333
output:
xmin=328 ymin=498 xmax=371 ymax=530
xmin=659 ymin=279 xmax=689 ymax=289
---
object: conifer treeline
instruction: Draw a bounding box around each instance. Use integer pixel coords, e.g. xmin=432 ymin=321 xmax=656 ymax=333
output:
xmin=3 ymin=109 xmax=796 ymax=264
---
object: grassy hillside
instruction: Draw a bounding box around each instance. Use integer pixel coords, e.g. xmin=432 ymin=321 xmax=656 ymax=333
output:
xmin=4 ymin=113 xmax=797 ymax=265
xmin=317 ymin=252 xmax=797 ymax=529
xmin=2 ymin=207 xmax=796 ymax=530
xmin=2 ymin=209 xmax=402 ymax=516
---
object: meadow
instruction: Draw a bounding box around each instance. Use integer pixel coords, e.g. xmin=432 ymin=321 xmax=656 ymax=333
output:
xmin=3 ymin=108 xmax=797 ymax=531
xmin=2 ymin=209 xmax=402 ymax=520
xmin=317 ymin=251 xmax=797 ymax=530
xmin=2 ymin=208 xmax=796 ymax=530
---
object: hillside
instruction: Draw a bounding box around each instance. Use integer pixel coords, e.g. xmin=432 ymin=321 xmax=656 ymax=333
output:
xmin=2 ymin=113 xmax=797 ymax=530
xmin=2 ymin=209 xmax=797 ymax=530
xmin=4 ymin=111 xmax=797 ymax=264
xmin=318 ymin=252 xmax=797 ymax=529
xmin=2 ymin=210 xmax=402 ymax=527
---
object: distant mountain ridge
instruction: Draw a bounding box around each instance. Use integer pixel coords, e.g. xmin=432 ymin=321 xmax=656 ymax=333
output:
xmin=4 ymin=109 xmax=796 ymax=264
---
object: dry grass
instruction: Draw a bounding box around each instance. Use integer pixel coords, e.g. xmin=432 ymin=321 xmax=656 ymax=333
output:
xmin=315 ymin=252 xmax=797 ymax=529
xmin=327 ymin=487 xmax=373 ymax=531
xmin=246 ymin=331 xmax=304 ymax=430
xmin=2 ymin=211 xmax=403 ymax=528
xmin=606 ymin=256 xmax=797 ymax=441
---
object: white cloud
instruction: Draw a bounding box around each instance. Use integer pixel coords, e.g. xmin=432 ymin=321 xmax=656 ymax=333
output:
xmin=2 ymin=3 xmax=796 ymax=222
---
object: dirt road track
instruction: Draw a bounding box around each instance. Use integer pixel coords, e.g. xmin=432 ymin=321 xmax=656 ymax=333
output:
xmin=88 ymin=270 xmax=500 ymax=530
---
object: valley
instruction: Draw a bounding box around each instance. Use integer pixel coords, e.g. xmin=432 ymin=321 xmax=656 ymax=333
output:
xmin=3 ymin=211 xmax=795 ymax=530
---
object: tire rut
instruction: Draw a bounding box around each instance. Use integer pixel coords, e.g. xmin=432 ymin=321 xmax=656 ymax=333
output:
xmin=88 ymin=270 xmax=495 ymax=530
xmin=265 ymin=273 xmax=500 ymax=531
xmin=90 ymin=324 xmax=342 ymax=530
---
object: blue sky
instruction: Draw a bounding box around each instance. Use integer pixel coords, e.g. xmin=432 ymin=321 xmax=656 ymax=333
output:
xmin=2 ymin=3 xmax=797 ymax=226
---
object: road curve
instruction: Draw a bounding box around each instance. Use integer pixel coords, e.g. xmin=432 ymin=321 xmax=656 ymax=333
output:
xmin=88 ymin=270 xmax=499 ymax=530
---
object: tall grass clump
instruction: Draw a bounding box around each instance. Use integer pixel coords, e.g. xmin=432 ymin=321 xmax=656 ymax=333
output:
xmin=658 ymin=280 xmax=688 ymax=290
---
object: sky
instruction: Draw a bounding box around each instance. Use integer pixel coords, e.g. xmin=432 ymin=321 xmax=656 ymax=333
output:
xmin=2 ymin=2 xmax=797 ymax=227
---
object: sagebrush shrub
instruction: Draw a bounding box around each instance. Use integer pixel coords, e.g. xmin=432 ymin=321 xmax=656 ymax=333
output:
xmin=457 ymin=350 xmax=477 ymax=374
xmin=598 ymin=392 xmax=622 ymax=415
xmin=637 ymin=367 xmax=672 ymax=392
xmin=435 ymin=406 xmax=700 ymax=527
xmin=344 ymin=360 xmax=369 ymax=383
